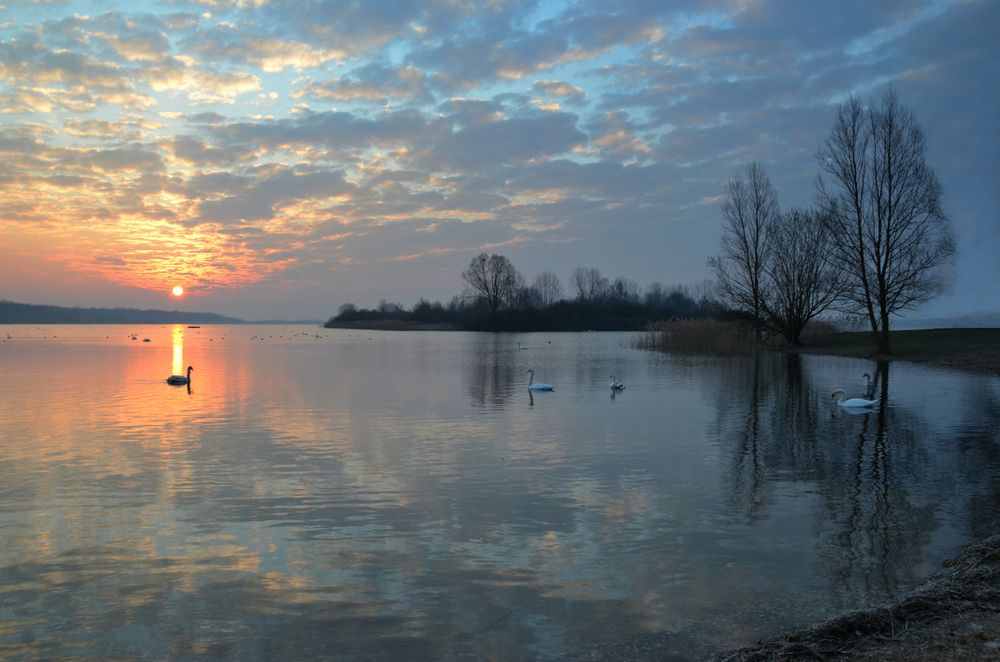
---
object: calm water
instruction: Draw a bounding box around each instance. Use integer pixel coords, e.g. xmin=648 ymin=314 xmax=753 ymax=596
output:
xmin=1 ymin=325 xmax=999 ymax=659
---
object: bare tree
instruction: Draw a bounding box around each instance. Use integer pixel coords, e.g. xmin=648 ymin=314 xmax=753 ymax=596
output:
xmin=608 ymin=277 xmax=640 ymax=304
xmin=708 ymin=162 xmax=779 ymax=335
xmin=644 ymin=282 xmax=669 ymax=310
xmin=461 ymin=253 xmax=520 ymax=317
xmin=507 ymin=271 xmax=532 ymax=310
xmin=688 ymin=280 xmax=717 ymax=307
xmin=760 ymin=208 xmax=843 ymax=344
xmin=571 ymin=266 xmax=608 ymax=301
xmin=532 ymin=271 xmax=563 ymax=306
xmin=377 ymin=300 xmax=403 ymax=315
xmin=818 ymin=90 xmax=954 ymax=352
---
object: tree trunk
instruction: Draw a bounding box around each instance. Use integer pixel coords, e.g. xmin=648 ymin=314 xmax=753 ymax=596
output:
xmin=878 ymin=309 xmax=891 ymax=353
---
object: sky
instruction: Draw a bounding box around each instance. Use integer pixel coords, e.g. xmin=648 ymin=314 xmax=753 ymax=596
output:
xmin=1 ymin=0 xmax=997 ymax=321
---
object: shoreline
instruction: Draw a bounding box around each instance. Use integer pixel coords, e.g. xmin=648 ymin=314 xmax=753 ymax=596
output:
xmin=323 ymin=319 xmax=459 ymax=331
xmin=320 ymin=324 xmax=1000 ymax=376
xmin=713 ymin=534 xmax=1000 ymax=660
xmin=572 ymin=535 xmax=1000 ymax=660
xmin=791 ymin=328 xmax=1000 ymax=376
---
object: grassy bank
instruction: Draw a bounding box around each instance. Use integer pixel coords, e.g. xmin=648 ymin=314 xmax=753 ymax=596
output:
xmin=796 ymin=327 xmax=1000 ymax=375
xmin=638 ymin=323 xmax=1000 ymax=375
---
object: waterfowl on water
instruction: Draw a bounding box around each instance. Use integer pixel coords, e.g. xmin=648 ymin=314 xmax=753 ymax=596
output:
xmin=167 ymin=366 xmax=193 ymax=385
xmin=831 ymin=389 xmax=878 ymax=408
xmin=527 ymin=369 xmax=554 ymax=391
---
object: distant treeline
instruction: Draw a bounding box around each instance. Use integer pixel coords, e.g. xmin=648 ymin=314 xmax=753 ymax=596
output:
xmin=326 ymin=258 xmax=719 ymax=332
xmin=0 ymin=300 xmax=244 ymax=324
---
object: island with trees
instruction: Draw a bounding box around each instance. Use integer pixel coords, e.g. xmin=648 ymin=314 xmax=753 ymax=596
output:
xmin=326 ymin=257 xmax=718 ymax=332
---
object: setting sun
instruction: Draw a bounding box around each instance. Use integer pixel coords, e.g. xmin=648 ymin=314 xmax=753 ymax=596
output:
xmin=171 ymin=286 xmax=184 ymax=297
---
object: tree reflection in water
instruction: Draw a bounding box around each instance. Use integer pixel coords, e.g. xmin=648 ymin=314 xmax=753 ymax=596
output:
xmin=464 ymin=335 xmax=520 ymax=409
xmin=713 ymin=354 xmax=1000 ymax=611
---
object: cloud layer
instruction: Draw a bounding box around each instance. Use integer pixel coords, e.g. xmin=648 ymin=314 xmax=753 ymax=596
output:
xmin=1 ymin=0 xmax=997 ymax=318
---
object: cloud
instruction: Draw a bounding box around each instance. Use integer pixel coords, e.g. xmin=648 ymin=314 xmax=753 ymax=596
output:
xmin=196 ymin=165 xmax=355 ymax=223
xmin=416 ymin=110 xmax=587 ymax=172
xmin=183 ymin=28 xmax=345 ymax=72
xmin=208 ymin=107 xmax=436 ymax=154
xmin=532 ymin=79 xmax=585 ymax=105
xmin=293 ymin=64 xmax=433 ymax=105
xmin=186 ymin=171 xmax=254 ymax=196
xmin=0 ymin=37 xmax=131 ymax=90
xmin=156 ymin=68 xmax=261 ymax=105
xmin=587 ymin=110 xmax=652 ymax=161
xmin=64 ymin=117 xmax=162 ymax=139
xmin=166 ymin=135 xmax=247 ymax=166
xmin=415 ymin=31 xmax=572 ymax=90
xmin=65 ymin=144 xmax=165 ymax=174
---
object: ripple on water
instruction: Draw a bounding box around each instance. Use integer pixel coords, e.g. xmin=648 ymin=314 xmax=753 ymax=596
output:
xmin=2 ymin=327 xmax=1000 ymax=659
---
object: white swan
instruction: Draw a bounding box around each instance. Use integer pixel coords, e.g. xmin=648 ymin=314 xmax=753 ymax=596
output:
xmin=517 ymin=342 xmax=528 ymax=351
xmin=831 ymin=389 xmax=877 ymax=408
xmin=527 ymin=369 xmax=554 ymax=391
xmin=167 ymin=366 xmax=193 ymax=385
xmin=609 ymin=375 xmax=625 ymax=390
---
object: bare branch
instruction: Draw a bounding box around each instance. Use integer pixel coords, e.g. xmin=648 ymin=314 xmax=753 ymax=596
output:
xmin=709 ymin=161 xmax=779 ymax=334
xmin=816 ymin=89 xmax=954 ymax=352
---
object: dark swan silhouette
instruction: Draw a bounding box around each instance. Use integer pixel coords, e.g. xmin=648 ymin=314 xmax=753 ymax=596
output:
xmin=167 ymin=366 xmax=193 ymax=385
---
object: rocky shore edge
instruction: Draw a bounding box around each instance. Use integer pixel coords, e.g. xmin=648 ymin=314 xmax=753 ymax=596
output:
xmin=715 ymin=534 xmax=1000 ymax=660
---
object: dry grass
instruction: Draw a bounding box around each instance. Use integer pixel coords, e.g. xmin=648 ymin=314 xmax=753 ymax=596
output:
xmin=636 ymin=319 xmax=760 ymax=355
xmin=797 ymin=318 xmax=841 ymax=344
xmin=640 ymin=321 xmax=1000 ymax=375
xmin=796 ymin=327 xmax=1000 ymax=375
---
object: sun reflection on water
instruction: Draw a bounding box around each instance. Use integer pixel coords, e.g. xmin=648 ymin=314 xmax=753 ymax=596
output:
xmin=171 ymin=325 xmax=184 ymax=376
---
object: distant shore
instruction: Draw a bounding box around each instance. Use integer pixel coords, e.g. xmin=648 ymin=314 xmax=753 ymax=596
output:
xmin=793 ymin=327 xmax=1000 ymax=375
xmin=0 ymin=300 xmax=244 ymax=325
xmin=324 ymin=319 xmax=459 ymax=331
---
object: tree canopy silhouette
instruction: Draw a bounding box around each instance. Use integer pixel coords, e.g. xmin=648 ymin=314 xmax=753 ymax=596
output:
xmin=818 ymin=89 xmax=954 ymax=352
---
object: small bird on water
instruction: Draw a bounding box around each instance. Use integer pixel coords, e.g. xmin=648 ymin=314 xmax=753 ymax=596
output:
xmin=167 ymin=366 xmax=193 ymax=385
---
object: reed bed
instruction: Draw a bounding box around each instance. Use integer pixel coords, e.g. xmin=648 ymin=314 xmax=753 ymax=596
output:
xmin=635 ymin=319 xmax=759 ymax=355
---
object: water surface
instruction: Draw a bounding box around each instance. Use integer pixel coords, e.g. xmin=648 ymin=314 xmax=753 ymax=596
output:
xmin=1 ymin=325 xmax=998 ymax=659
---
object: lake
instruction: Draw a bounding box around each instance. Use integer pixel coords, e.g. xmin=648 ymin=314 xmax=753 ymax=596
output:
xmin=1 ymin=325 xmax=998 ymax=659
